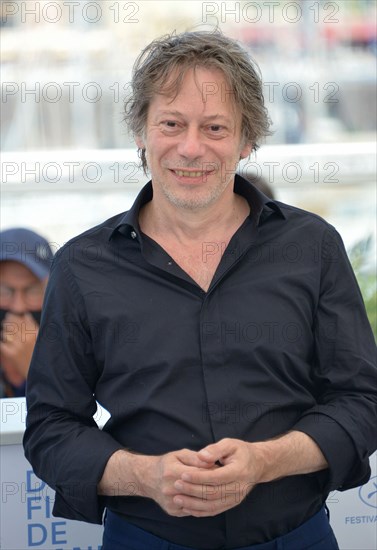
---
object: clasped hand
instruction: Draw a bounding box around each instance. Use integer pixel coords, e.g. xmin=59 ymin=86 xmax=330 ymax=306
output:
xmin=0 ymin=312 xmax=39 ymax=386
xmin=149 ymin=438 xmax=264 ymax=518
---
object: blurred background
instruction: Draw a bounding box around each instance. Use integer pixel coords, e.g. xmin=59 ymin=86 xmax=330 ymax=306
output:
xmin=1 ymin=0 xmax=376 ymax=332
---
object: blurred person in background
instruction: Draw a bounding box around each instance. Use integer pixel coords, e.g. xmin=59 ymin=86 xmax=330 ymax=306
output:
xmin=0 ymin=228 xmax=53 ymax=397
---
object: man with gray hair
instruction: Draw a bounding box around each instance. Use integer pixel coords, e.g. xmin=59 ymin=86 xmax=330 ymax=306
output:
xmin=24 ymin=30 xmax=376 ymax=549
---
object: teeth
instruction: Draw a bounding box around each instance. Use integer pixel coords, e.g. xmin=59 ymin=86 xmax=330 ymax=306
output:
xmin=175 ymin=170 xmax=207 ymax=177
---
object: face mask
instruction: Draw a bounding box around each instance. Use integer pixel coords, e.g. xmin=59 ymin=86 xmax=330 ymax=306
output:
xmin=0 ymin=309 xmax=42 ymax=327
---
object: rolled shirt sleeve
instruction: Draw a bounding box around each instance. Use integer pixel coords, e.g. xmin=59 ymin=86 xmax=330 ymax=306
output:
xmin=293 ymin=227 xmax=377 ymax=492
xmin=24 ymin=251 xmax=123 ymax=524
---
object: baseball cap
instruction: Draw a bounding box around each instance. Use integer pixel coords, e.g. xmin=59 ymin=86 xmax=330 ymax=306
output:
xmin=0 ymin=228 xmax=54 ymax=280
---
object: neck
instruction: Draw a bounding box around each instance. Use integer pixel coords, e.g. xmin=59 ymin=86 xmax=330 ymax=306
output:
xmin=139 ymin=186 xmax=250 ymax=244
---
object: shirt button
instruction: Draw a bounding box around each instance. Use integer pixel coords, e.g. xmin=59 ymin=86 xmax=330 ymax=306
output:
xmin=130 ymin=231 xmax=137 ymax=239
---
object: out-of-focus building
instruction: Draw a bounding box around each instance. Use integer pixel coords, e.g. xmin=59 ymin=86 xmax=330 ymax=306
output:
xmin=1 ymin=0 xmax=376 ymax=150
xmin=0 ymin=0 xmax=199 ymax=150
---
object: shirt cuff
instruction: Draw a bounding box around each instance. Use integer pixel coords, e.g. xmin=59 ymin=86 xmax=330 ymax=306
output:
xmin=52 ymin=443 xmax=124 ymax=524
xmin=293 ymin=414 xmax=371 ymax=492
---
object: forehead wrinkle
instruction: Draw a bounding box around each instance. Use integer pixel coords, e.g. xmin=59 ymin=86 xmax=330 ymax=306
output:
xmin=153 ymin=109 xmax=233 ymax=124
xmin=158 ymin=65 xmax=235 ymax=104
xmin=147 ymin=67 xmax=242 ymax=135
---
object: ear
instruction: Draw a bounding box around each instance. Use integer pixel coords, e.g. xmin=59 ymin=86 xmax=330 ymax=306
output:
xmin=135 ymin=135 xmax=145 ymax=149
xmin=240 ymin=141 xmax=253 ymax=160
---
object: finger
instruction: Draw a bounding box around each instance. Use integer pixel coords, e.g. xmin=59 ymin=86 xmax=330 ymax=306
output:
xmin=22 ymin=312 xmax=39 ymax=328
xmin=198 ymin=438 xmax=235 ymax=463
xmin=176 ymin=474 xmax=252 ymax=504
xmin=1 ymin=321 xmax=20 ymax=343
xmin=0 ymin=343 xmax=7 ymax=358
xmin=174 ymin=495 xmax=225 ymax=516
xmin=176 ymin=482 xmax=249 ymax=516
xmin=3 ymin=312 xmax=24 ymax=323
xmin=181 ymin=505 xmax=228 ymax=518
xmin=0 ymin=338 xmax=15 ymax=351
xmin=173 ymin=480 xmax=222 ymax=500
xmin=176 ymin=449 xmax=217 ymax=469
xmin=181 ymin=465 xmax=237 ymax=486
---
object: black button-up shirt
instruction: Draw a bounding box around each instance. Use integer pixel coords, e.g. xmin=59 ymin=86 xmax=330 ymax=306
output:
xmin=24 ymin=175 xmax=376 ymax=548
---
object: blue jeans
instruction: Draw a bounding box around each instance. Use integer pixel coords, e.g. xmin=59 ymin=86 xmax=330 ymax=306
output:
xmin=102 ymin=506 xmax=339 ymax=550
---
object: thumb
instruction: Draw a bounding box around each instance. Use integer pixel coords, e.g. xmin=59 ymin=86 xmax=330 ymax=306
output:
xmin=177 ymin=449 xmax=216 ymax=469
xmin=198 ymin=438 xmax=234 ymax=464
xmin=23 ymin=312 xmax=39 ymax=326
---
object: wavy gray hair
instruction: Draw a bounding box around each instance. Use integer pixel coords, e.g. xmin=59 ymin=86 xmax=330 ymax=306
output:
xmin=124 ymin=29 xmax=272 ymax=173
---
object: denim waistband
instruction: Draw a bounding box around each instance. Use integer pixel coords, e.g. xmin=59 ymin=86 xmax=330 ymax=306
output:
xmin=104 ymin=506 xmax=331 ymax=550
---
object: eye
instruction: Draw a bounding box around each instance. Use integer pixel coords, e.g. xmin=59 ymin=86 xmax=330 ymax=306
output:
xmin=209 ymin=125 xmax=222 ymax=132
xmin=205 ymin=124 xmax=227 ymax=138
xmin=159 ymin=120 xmax=182 ymax=134
xmin=161 ymin=120 xmax=180 ymax=129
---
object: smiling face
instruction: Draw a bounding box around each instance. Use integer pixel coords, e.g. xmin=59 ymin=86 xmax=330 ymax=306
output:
xmin=136 ymin=67 xmax=252 ymax=212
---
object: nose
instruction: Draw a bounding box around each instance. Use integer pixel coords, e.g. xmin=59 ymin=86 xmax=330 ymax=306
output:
xmin=8 ymin=290 xmax=28 ymax=314
xmin=176 ymin=126 xmax=205 ymax=160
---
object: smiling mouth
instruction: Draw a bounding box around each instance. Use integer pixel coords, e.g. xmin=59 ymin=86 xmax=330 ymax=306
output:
xmin=173 ymin=170 xmax=213 ymax=178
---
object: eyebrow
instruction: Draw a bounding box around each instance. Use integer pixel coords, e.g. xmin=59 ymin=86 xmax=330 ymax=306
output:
xmin=155 ymin=110 xmax=232 ymax=124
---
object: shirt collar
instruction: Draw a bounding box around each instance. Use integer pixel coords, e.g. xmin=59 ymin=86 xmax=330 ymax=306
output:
xmin=109 ymin=173 xmax=285 ymax=240
xmin=233 ymin=173 xmax=285 ymax=226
